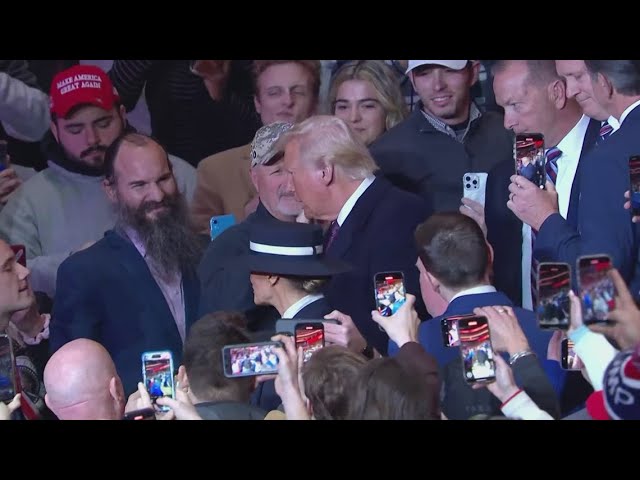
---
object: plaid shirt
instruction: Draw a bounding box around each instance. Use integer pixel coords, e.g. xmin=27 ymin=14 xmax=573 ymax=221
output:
xmin=420 ymin=102 xmax=483 ymax=143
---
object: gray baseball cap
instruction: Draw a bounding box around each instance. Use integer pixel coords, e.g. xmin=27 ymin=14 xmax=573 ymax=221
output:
xmin=250 ymin=121 xmax=294 ymax=168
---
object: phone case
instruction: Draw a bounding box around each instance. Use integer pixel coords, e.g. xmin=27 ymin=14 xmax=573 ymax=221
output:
xmin=141 ymin=350 xmax=175 ymax=412
xmin=275 ymin=318 xmax=339 ymax=335
xmin=462 ymin=172 xmax=488 ymax=207
xmin=210 ymin=214 xmax=236 ymax=241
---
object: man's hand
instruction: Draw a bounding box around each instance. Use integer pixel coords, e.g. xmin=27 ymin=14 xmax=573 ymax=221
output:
xmin=588 ymin=268 xmax=640 ymax=350
xmin=507 ymin=176 xmax=558 ymax=231
xmin=155 ymin=387 xmax=202 ymax=420
xmin=0 ymin=394 xmax=21 ymax=420
xmin=323 ymin=310 xmax=367 ymax=353
xmin=474 ymin=306 xmax=529 ymax=355
xmin=473 ymin=355 xmax=519 ymax=403
xmin=371 ymin=293 xmax=419 ymax=348
xmin=460 ymin=198 xmax=487 ymax=237
xmin=125 ymin=382 xmax=154 ymax=414
xmin=191 ymin=60 xmax=232 ymax=101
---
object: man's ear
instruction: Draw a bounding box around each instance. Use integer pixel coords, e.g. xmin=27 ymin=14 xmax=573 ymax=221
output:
xmin=103 ymin=178 xmax=117 ymax=203
xmin=319 ymin=162 xmax=334 ymax=187
xmin=548 ymin=79 xmax=567 ymax=110
xmin=269 ymin=274 xmax=281 ymax=287
xmin=597 ymin=72 xmax=615 ymax=100
xmin=425 ymin=271 xmax=440 ymax=292
xmin=109 ymin=376 xmax=125 ymax=410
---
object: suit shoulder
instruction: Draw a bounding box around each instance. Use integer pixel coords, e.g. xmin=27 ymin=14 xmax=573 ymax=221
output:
xmin=58 ymin=235 xmax=113 ymax=274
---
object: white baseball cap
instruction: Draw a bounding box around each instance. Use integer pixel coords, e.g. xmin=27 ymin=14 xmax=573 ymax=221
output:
xmin=406 ymin=60 xmax=469 ymax=74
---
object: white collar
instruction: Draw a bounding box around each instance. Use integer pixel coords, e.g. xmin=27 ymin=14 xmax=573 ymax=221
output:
xmin=336 ymin=176 xmax=375 ymax=226
xmin=555 ymin=114 xmax=591 ymax=159
xmin=282 ymin=294 xmax=325 ymax=319
xmin=607 ymin=115 xmax=621 ymax=132
xmin=450 ymin=285 xmax=497 ymax=303
xmin=619 ymin=99 xmax=640 ymax=126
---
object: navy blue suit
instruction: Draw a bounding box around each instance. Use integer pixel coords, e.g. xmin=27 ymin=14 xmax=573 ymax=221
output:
xmin=323 ymin=177 xmax=433 ymax=355
xmin=485 ymin=118 xmax=601 ymax=306
xmin=50 ymin=230 xmax=201 ymax=396
xmin=535 ymin=107 xmax=640 ymax=297
xmin=388 ymin=291 xmax=565 ymax=406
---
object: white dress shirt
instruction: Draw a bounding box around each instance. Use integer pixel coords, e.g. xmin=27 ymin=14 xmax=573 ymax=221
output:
xmin=336 ymin=176 xmax=375 ymax=226
xmin=522 ymin=114 xmax=591 ymax=309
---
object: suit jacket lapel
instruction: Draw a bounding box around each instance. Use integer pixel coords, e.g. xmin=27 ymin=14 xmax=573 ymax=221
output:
xmin=568 ymin=118 xmax=600 ymax=227
xmin=326 ymin=178 xmax=387 ymax=260
xmin=105 ymin=231 xmax=183 ymax=342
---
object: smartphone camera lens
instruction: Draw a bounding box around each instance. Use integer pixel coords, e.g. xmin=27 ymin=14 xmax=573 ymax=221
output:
xmin=465 ymin=176 xmax=471 ymax=182
xmin=466 ymin=183 xmax=471 ymax=189
xmin=472 ymin=179 xmax=478 ymax=185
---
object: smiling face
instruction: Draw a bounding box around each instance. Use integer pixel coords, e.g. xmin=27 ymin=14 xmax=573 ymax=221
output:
xmin=333 ymin=79 xmax=386 ymax=146
xmin=410 ymin=63 xmax=478 ymax=125
xmin=555 ymin=60 xmax=609 ymax=121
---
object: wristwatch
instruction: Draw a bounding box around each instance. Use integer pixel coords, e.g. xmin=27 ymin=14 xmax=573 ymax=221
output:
xmin=361 ymin=344 xmax=375 ymax=360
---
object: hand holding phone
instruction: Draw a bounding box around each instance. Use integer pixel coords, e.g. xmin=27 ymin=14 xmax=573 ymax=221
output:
xmin=458 ymin=316 xmax=496 ymax=384
xmin=515 ymin=133 xmax=545 ymax=189
xmin=374 ymin=271 xmax=406 ymax=317
xmin=141 ymin=351 xmax=175 ymax=412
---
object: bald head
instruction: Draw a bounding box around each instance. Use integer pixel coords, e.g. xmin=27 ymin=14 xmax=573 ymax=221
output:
xmin=44 ymin=339 xmax=124 ymax=420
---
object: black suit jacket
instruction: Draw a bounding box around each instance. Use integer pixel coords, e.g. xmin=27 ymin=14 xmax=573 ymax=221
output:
xmin=294 ymin=297 xmax=333 ymax=319
xmin=50 ymin=230 xmax=200 ymax=395
xmin=370 ymin=106 xmax=514 ymax=212
xmin=485 ymin=117 xmax=601 ymax=306
xmin=323 ymin=177 xmax=433 ymax=355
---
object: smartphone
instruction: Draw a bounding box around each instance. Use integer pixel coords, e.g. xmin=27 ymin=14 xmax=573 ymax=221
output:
xmin=210 ymin=214 xmax=236 ymax=241
xmin=123 ymin=407 xmax=157 ymax=420
xmin=0 ymin=334 xmax=17 ymax=404
xmin=629 ymin=155 xmax=640 ymax=216
xmin=462 ymin=172 xmax=488 ymax=207
xmin=577 ymin=254 xmax=616 ymax=325
xmin=374 ymin=271 xmax=406 ymax=317
xmin=275 ymin=318 xmax=339 ymax=336
xmin=10 ymin=245 xmax=26 ymax=267
xmin=458 ymin=316 xmax=496 ymax=384
xmin=561 ymin=338 xmax=581 ymax=371
xmin=515 ymin=133 xmax=545 ymax=189
xmin=141 ymin=350 xmax=175 ymax=413
xmin=441 ymin=314 xmax=476 ymax=348
xmin=0 ymin=140 xmax=7 ymax=172
xmin=222 ymin=341 xmax=282 ymax=378
xmin=536 ymin=262 xmax=571 ymax=330
xmin=295 ymin=323 xmax=325 ymax=363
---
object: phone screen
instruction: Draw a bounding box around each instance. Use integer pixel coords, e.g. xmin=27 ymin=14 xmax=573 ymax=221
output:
xmin=142 ymin=351 xmax=175 ymax=411
xmin=515 ymin=133 xmax=545 ymax=189
xmin=223 ymin=342 xmax=280 ymax=378
xmin=458 ymin=316 xmax=496 ymax=384
xmin=578 ymin=255 xmax=616 ymax=324
xmin=295 ymin=323 xmax=325 ymax=363
xmin=629 ymin=155 xmax=640 ymax=216
xmin=561 ymin=338 xmax=580 ymax=370
xmin=441 ymin=314 xmax=474 ymax=348
xmin=537 ymin=263 xmax=571 ymax=329
xmin=374 ymin=271 xmax=406 ymax=317
xmin=0 ymin=335 xmax=17 ymax=403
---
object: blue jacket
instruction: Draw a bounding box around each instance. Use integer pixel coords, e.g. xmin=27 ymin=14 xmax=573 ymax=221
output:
xmin=50 ymin=230 xmax=201 ymax=396
xmin=388 ymin=291 xmax=565 ymax=396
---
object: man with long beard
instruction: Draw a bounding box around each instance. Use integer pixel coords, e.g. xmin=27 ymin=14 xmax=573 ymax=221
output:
xmin=50 ymin=133 xmax=203 ymax=396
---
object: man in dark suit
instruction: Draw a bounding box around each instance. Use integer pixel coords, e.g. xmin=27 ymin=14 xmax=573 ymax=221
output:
xmin=369 ymin=60 xmax=513 ymax=212
xmin=470 ymin=60 xmax=601 ymax=308
xmin=507 ymin=60 xmax=640 ymax=299
xmin=386 ymin=212 xmax=563 ymax=418
xmin=280 ymin=115 xmax=432 ymax=356
xmin=50 ymin=133 xmax=202 ymax=396
xmin=198 ymin=122 xmax=300 ymax=339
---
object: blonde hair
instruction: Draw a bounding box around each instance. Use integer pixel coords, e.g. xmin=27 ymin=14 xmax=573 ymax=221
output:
xmin=328 ymin=60 xmax=408 ymax=131
xmin=278 ymin=115 xmax=378 ymax=181
xmin=285 ymin=277 xmax=327 ymax=295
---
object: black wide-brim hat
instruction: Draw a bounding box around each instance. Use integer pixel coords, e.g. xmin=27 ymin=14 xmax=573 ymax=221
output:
xmin=243 ymin=220 xmax=351 ymax=277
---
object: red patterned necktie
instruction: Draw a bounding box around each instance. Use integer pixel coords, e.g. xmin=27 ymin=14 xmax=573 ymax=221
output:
xmin=597 ymin=121 xmax=613 ymax=145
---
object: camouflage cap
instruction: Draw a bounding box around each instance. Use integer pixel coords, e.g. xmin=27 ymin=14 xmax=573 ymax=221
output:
xmin=250 ymin=121 xmax=294 ymax=168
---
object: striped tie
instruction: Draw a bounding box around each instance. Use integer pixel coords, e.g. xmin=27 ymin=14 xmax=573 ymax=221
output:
xmin=597 ymin=121 xmax=613 ymax=145
xmin=544 ymin=147 xmax=562 ymax=185
xmin=324 ymin=220 xmax=340 ymax=251
xmin=531 ymin=147 xmax=562 ymax=306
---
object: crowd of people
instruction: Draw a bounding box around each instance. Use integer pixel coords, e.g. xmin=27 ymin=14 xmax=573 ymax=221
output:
xmin=0 ymin=59 xmax=639 ymax=421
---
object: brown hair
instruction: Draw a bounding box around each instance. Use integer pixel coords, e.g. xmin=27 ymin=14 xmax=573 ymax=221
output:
xmin=253 ymin=60 xmax=322 ymax=99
